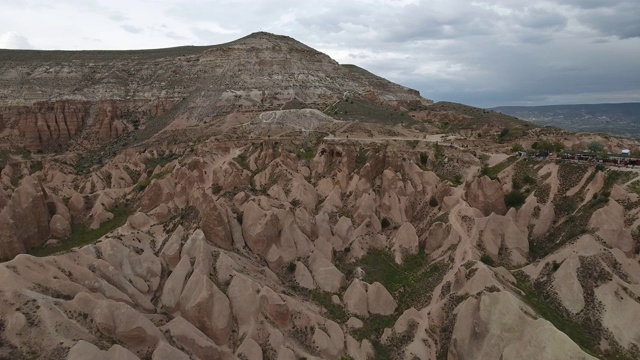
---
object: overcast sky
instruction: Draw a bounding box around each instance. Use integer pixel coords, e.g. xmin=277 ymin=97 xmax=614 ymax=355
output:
xmin=1 ymin=0 xmax=638 ymax=107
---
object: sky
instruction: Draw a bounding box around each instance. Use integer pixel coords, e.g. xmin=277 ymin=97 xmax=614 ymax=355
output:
xmin=0 ymin=0 xmax=639 ymax=108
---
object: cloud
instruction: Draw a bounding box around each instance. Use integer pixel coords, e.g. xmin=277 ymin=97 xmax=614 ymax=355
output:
xmin=121 ymin=24 xmax=144 ymax=34
xmin=0 ymin=0 xmax=637 ymax=107
xmin=577 ymin=2 xmax=640 ymax=39
xmin=0 ymin=31 xmax=32 ymax=49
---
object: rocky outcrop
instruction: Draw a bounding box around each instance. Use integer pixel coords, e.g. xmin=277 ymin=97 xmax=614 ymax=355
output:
xmin=465 ymin=176 xmax=507 ymax=216
xmin=450 ymin=291 xmax=597 ymax=360
xmin=589 ymin=199 xmax=634 ymax=254
xmin=0 ymin=176 xmax=50 ymax=259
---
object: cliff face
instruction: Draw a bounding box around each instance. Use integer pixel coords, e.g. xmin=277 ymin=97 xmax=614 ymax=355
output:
xmin=0 ymin=99 xmax=177 ymax=150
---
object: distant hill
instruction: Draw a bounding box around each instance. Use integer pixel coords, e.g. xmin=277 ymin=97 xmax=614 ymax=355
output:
xmin=491 ymin=103 xmax=640 ymax=139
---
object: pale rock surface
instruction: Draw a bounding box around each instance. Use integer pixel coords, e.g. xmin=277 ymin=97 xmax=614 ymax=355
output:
xmin=68 ymin=292 xmax=164 ymax=349
xmin=309 ymin=251 xmax=346 ymax=292
xmin=595 ymin=281 xmax=640 ymax=349
xmin=346 ymin=335 xmax=375 ymax=360
xmin=260 ymin=286 xmax=291 ymax=329
xmin=242 ymin=200 xmax=281 ymax=257
xmin=391 ymin=222 xmax=419 ymax=264
xmin=161 ymin=225 xmax=184 ymax=269
xmin=465 ymin=176 xmax=507 ymax=216
xmin=236 ymin=338 xmax=263 ymax=360
xmin=589 ymin=200 xmax=634 ymax=254
xmin=152 ymin=342 xmax=190 ymax=360
xmin=552 ymin=256 xmax=585 ymax=314
xmin=450 ymin=291 xmax=597 ymax=360
xmin=49 ymin=213 xmax=71 ymax=238
xmin=346 ymin=317 xmax=364 ymax=330
xmin=161 ymin=316 xmax=229 ymax=360
xmin=179 ymin=268 xmax=232 ymax=345
xmin=161 ymin=255 xmax=191 ymax=314
xmin=0 ymin=175 xmax=50 ymax=259
xmin=367 ymin=282 xmax=397 ymax=315
xmin=67 ymin=340 xmax=140 ymax=360
xmin=294 ymin=261 xmax=316 ymax=289
xmin=343 ymin=279 xmax=369 ymax=317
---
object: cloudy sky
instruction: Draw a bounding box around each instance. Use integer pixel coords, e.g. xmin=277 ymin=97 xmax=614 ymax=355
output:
xmin=1 ymin=0 xmax=638 ymax=107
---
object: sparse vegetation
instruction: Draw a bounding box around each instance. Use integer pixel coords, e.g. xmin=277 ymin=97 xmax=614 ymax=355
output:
xmin=505 ymin=189 xmax=526 ymax=208
xmin=356 ymin=148 xmax=369 ymax=169
xmin=29 ymin=205 xmax=133 ymax=257
xmin=480 ymin=156 xmax=518 ymax=180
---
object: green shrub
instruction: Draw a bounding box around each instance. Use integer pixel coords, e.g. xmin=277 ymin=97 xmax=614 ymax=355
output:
xmin=381 ymin=217 xmax=391 ymax=229
xmin=429 ymin=196 xmax=439 ymax=207
xmin=419 ymin=152 xmax=428 ymax=166
xmin=480 ymin=254 xmax=496 ymax=266
xmin=287 ymin=262 xmax=297 ymax=273
xmin=505 ymin=190 xmax=526 ymax=208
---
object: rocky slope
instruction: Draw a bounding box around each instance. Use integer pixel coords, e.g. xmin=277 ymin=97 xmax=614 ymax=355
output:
xmin=1 ymin=33 xmax=640 ymax=360
xmin=0 ymin=32 xmax=428 ymax=152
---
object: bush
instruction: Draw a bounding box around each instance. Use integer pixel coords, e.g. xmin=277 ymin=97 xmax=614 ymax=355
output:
xmin=419 ymin=152 xmax=428 ymax=166
xmin=287 ymin=262 xmax=297 ymax=273
xmin=504 ymin=190 xmax=526 ymax=208
xmin=429 ymin=196 xmax=439 ymax=207
xmin=511 ymin=143 xmax=524 ymax=152
xmin=381 ymin=217 xmax=391 ymax=229
xmin=480 ymin=254 xmax=496 ymax=267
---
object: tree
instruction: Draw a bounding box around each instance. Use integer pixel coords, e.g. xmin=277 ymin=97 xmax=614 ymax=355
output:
xmin=511 ymin=143 xmax=524 ymax=152
xmin=587 ymin=141 xmax=604 ymax=153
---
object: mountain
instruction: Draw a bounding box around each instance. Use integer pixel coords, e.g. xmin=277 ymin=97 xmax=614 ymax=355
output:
xmin=1 ymin=32 xmax=640 ymax=360
xmin=492 ymin=103 xmax=640 ymax=139
xmin=0 ymin=32 xmax=428 ymax=152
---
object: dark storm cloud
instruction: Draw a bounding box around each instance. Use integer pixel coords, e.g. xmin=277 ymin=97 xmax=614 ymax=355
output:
xmin=578 ymin=2 xmax=640 ymax=39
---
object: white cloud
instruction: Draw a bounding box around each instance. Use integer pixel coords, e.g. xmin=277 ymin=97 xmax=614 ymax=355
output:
xmin=0 ymin=31 xmax=32 ymax=49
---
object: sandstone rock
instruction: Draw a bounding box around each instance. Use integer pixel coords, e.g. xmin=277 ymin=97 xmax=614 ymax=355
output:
xmin=589 ymin=200 xmax=634 ymax=254
xmin=161 ymin=225 xmax=184 ymax=269
xmin=294 ymin=261 xmax=316 ymax=289
xmin=425 ymin=222 xmax=450 ymax=253
xmin=309 ymin=251 xmax=346 ymax=293
xmin=343 ymin=279 xmax=369 ymax=317
xmin=179 ymin=269 xmax=232 ymax=345
xmin=69 ymin=292 xmax=163 ymax=349
xmin=346 ymin=335 xmax=375 ymax=360
xmin=391 ymin=222 xmax=419 ymax=264
xmin=0 ymin=176 xmax=50 ymax=260
xmin=260 ymin=286 xmax=291 ymax=329
xmin=227 ymin=274 xmax=261 ymax=333
xmin=199 ymin=198 xmax=233 ymax=250
xmin=367 ymin=282 xmax=396 ymax=315
xmin=162 ymin=316 xmax=228 ymax=360
xmin=313 ymin=327 xmax=341 ymax=358
xmin=450 ymin=291 xmax=596 ymax=360
xmin=465 ymin=176 xmax=507 ymax=216
xmin=128 ymin=212 xmax=153 ymax=230
xmin=161 ymin=255 xmax=192 ymax=314
xmin=69 ymin=193 xmax=85 ymax=219
xmin=49 ymin=214 xmax=71 ymax=238
xmin=152 ymin=342 xmax=190 ymax=360
xmin=242 ymin=200 xmax=281 ymax=257
xmin=67 ymin=340 xmax=140 ymax=360
xmin=552 ymin=256 xmax=585 ymax=314
xmin=236 ymin=338 xmax=263 ymax=360
xmin=346 ymin=317 xmax=364 ymax=330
